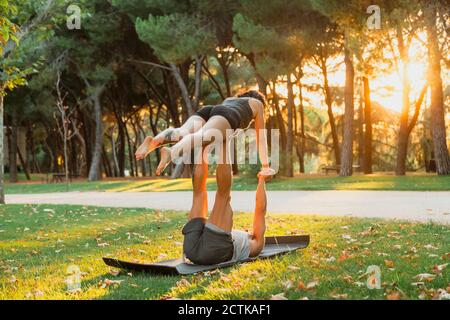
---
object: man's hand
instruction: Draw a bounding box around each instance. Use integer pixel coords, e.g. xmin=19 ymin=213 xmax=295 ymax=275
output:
xmin=257 ymin=167 xmax=276 ymax=180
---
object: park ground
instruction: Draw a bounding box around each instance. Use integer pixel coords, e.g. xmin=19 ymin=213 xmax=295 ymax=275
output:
xmin=5 ymin=173 xmax=450 ymax=194
xmin=0 ymin=205 xmax=449 ymax=300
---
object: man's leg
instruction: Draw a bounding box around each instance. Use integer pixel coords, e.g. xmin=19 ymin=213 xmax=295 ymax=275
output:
xmin=207 ymin=140 xmax=233 ymax=232
xmin=249 ymin=175 xmax=268 ymax=257
xmin=188 ymin=148 xmax=208 ymax=220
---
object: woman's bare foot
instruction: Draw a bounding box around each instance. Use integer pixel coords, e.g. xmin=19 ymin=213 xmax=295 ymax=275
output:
xmin=135 ymin=129 xmax=181 ymax=161
xmin=135 ymin=136 xmax=159 ymax=160
xmin=156 ymin=147 xmax=172 ymax=175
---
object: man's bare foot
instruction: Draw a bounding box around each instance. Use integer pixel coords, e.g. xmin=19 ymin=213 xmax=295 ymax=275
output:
xmin=135 ymin=136 xmax=159 ymax=160
xmin=156 ymin=147 xmax=172 ymax=175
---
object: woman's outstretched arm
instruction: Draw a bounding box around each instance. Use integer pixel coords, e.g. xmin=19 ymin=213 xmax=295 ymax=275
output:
xmin=252 ymin=100 xmax=270 ymax=168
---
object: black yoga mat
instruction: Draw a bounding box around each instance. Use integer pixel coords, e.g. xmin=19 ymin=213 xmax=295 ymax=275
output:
xmin=103 ymin=235 xmax=310 ymax=275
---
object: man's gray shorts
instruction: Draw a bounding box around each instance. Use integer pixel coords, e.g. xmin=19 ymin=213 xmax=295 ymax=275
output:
xmin=182 ymin=218 xmax=234 ymax=265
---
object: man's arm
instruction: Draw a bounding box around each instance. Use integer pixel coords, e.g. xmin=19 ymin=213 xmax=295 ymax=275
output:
xmin=249 ymin=174 xmax=268 ymax=257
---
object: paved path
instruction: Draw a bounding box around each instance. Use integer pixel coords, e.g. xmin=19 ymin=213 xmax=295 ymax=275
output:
xmin=6 ymin=191 xmax=450 ymax=224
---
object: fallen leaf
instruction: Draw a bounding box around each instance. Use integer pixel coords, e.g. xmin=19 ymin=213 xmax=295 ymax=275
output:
xmin=338 ymin=250 xmax=351 ymax=262
xmin=287 ymin=265 xmax=300 ymax=270
xmin=433 ymin=263 xmax=448 ymax=273
xmin=176 ymin=278 xmax=191 ymax=287
xmin=270 ymin=293 xmax=288 ymax=300
xmin=297 ymin=280 xmax=306 ymax=291
xmin=34 ymin=289 xmax=44 ymax=297
xmin=98 ymin=279 xmax=123 ymax=289
xmin=330 ymin=293 xmax=348 ymax=299
xmin=386 ymin=290 xmax=401 ymax=300
xmin=411 ymin=282 xmax=424 ymax=286
xmin=306 ymin=280 xmax=319 ymax=289
xmin=283 ymin=280 xmax=294 ymax=290
xmin=436 ymin=289 xmax=450 ymax=300
xmin=384 ymin=260 xmax=395 ymax=268
xmin=414 ymin=273 xmax=436 ymax=282
xmin=109 ymin=269 xmax=120 ymax=277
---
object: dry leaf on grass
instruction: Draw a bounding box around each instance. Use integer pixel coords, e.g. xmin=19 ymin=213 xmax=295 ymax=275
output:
xmin=98 ymin=279 xmax=123 ymax=288
xmin=283 ymin=280 xmax=294 ymax=290
xmin=109 ymin=269 xmax=120 ymax=277
xmin=176 ymin=278 xmax=191 ymax=287
xmin=270 ymin=293 xmax=288 ymax=300
xmin=386 ymin=290 xmax=402 ymax=300
xmin=306 ymin=281 xmax=319 ymax=289
xmin=330 ymin=293 xmax=348 ymax=299
xmin=287 ymin=265 xmax=300 ymax=270
xmin=433 ymin=263 xmax=448 ymax=273
xmin=414 ymin=273 xmax=436 ymax=282
xmin=338 ymin=250 xmax=352 ymax=262
xmin=384 ymin=260 xmax=395 ymax=268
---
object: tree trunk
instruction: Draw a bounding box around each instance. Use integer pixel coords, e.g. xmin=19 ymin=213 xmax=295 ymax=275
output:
xmin=286 ymin=75 xmax=294 ymax=177
xmin=339 ymin=44 xmax=355 ymax=176
xmin=17 ymin=141 xmax=31 ymax=180
xmin=395 ymin=28 xmax=411 ymax=176
xmin=363 ymin=77 xmax=373 ymax=174
xmin=357 ymin=87 xmax=365 ymax=170
xmin=110 ymin=131 xmax=120 ymax=177
xmin=117 ymin=118 xmax=125 ymax=177
xmin=9 ymin=108 xmax=18 ymax=182
xmin=321 ymin=58 xmax=341 ymax=165
xmin=88 ymin=91 xmax=103 ymax=181
xmin=298 ymin=79 xmax=306 ymax=173
xmin=28 ymin=123 xmax=40 ymax=173
xmin=170 ymin=63 xmax=194 ymax=116
xmin=0 ymin=94 xmax=5 ymax=204
xmin=426 ymin=4 xmax=450 ymax=175
xmin=124 ymin=124 xmax=136 ymax=177
xmin=101 ymin=146 xmax=112 ymax=178
xmin=193 ymin=55 xmax=204 ymax=110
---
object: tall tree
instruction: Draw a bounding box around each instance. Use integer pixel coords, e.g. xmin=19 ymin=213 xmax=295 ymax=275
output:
xmin=362 ymin=77 xmax=373 ymax=173
xmin=340 ymin=36 xmax=355 ymax=176
xmin=135 ymin=10 xmax=215 ymax=117
xmin=424 ymin=1 xmax=450 ymax=175
xmin=1 ymin=0 xmax=54 ymax=200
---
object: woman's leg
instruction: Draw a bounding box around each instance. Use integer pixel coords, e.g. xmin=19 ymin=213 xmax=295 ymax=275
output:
xmin=135 ymin=115 xmax=205 ymax=160
xmin=156 ymin=116 xmax=231 ymax=175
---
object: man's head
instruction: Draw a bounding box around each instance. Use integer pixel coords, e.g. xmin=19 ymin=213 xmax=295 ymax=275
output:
xmin=237 ymin=90 xmax=267 ymax=108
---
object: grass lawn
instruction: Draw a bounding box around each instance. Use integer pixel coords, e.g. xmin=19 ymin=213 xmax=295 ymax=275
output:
xmin=5 ymin=174 xmax=450 ymax=194
xmin=0 ymin=204 xmax=448 ymax=300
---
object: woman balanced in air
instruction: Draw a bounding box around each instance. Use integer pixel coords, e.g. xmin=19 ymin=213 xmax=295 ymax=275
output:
xmin=135 ymin=90 xmax=275 ymax=177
